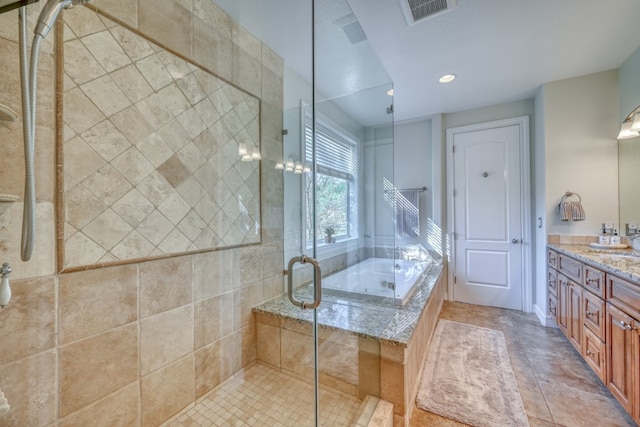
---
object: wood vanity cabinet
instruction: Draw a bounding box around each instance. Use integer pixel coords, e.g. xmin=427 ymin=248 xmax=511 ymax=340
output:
xmin=606 ymin=302 xmax=634 ymax=414
xmin=548 ymin=247 xmax=640 ymax=422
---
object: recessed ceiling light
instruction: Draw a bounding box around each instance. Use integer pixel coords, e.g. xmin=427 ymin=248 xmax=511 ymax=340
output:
xmin=387 ymin=89 xmax=394 ymax=96
xmin=439 ymin=74 xmax=457 ymax=83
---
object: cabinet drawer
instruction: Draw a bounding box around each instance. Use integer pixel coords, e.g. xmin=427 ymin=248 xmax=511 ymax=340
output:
xmin=582 ymin=326 xmax=606 ymax=383
xmin=583 ymin=290 xmax=605 ymax=341
xmin=549 ymin=293 xmax=558 ymax=319
xmin=583 ymin=265 xmax=605 ymax=299
xmin=606 ymin=274 xmax=640 ymax=318
xmin=548 ymin=249 xmax=558 ymax=268
xmin=558 ymin=254 xmax=582 ymax=283
xmin=548 ymin=268 xmax=558 ymax=297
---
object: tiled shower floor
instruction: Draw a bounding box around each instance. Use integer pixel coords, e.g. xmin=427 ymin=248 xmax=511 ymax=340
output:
xmin=164 ymin=363 xmax=362 ymax=427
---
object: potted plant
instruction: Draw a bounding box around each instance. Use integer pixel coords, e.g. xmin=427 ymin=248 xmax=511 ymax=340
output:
xmin=324 ymin=226 xmax=335 ymax=243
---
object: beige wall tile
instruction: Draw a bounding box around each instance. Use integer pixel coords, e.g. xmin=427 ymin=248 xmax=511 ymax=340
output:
xmin=59 ymin=264 xmax=137 ymax=344
xmin=235 ymin=321 xmax=256 ymax=370
xmin=319 ymin=338 xmax=358 ymax=385
xmin=193 ymin=16 xmax=233 ymax=81
xmin=559 ymin=234 xmax=572 ymax=244
xmin=256 ymin=312 xmax=280 ymax=328
xmin=139 ymin=0 xmax=192 ymax=57
xmin=380 ymin=358 xmax=405 ymax=416
xmin=193 ymin=249 xmax=235 ymax=300
xmin=281 ymin=328 xmax=314 ymax=379
xmin=233 ymin=44 xmax=262 ymax=98
xmin=92 ymin=0 xmax=139 ymax=28
xmin=359 ymin=349 xmax=381 ymax=400
xmin=380 ymin=343 xmax=406 ymax=364
xmin=234 ymin=281 xmax=263 ymax=329
xmin=547 ymin=234 xmax=560 ymax=244
xmin=256 ymin=322 xmax=280 ymax=368
xmin=141 ymin=355 xmax=195 ymax=426
xmin=140 ymin=256 xmax=193 ymax=317
xmin=0 ymin=276 xmax=56 ymax=364
xmin=194 ymin=292 xmax=233 ymax=349
xmin=0 ymin=350 xmax=57 ymax=427
xmin=140 ymin=304 xmax=194 ymax=375
xmin=59 ymin=381 xmax=139 ymax=427
xmin=60 ymin=323 xmax=138 ymax=416
xmin=195 ymin=335 xmax=234 ymax=398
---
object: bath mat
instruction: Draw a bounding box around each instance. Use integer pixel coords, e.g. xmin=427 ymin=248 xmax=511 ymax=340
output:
xmin=416 ymin=320 xmax=529 ymax=427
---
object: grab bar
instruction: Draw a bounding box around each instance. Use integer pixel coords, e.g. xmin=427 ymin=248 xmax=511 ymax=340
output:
xmin=287 ymin=255 xmax=322 ymax=310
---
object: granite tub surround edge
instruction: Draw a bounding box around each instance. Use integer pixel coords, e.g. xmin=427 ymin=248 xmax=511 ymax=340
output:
xmin=547 ymin=243 xmax=640 ymax=283
xmin=253 ymin=264 xmax=444 ymax=347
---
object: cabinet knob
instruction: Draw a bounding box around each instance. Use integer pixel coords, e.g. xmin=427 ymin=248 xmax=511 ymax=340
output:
xmin=617 ymin=320 xmax=633 ymax=331
xmin=586 ymin=311 xmax=594 ymax=317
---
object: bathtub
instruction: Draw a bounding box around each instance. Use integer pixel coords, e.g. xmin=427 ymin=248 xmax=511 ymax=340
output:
xmin=321 ymin=257 xmax=432 ymax=305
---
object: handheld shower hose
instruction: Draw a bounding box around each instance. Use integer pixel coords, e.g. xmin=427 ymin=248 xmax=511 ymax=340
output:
xmin=18 ymin=0 xmax=91 ymax=261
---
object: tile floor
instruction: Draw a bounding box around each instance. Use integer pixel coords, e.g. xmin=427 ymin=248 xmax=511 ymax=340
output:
xmin=410 ymin=301 xmax=637 ymax=427
xmin=164 ymin=363 xmax=361 ymax=426
xmin=165 ymin=301 xmax=636 ymax=427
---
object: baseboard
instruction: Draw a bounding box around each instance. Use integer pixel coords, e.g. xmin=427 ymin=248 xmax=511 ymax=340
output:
xmin=533 ymin=304 xmax=553 ymax=326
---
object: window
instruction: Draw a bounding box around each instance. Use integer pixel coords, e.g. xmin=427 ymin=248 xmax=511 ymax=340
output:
xmin=304 ymin=116 xmax=359 ymax=245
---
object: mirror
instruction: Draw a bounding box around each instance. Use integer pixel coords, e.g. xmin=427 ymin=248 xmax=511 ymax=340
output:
xmin=59 ymin=9 xmax=263 ymax=270
xmin=619 ymin=137 xmax=640 ymax=235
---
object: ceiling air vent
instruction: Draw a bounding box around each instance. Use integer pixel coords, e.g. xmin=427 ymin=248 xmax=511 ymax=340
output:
xmin=399 ymin=0 xmax=457 ymax=25
xmin=334 ymin=13 xmax=368 ymax=44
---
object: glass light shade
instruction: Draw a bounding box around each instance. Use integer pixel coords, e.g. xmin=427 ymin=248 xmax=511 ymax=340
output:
xmin=303 ymin=164 xmax=311 ymax=174
xmin=275 ymin=162 xmax=284 ymax=170
xmin=238 ymin=143 xmax=247 ymax=156
xmin=618 ymin=120 xmax=640 ymax=140
xmin=251 ymin=150 xmax=262 ymax=160
xmin=241 ymin=153 xmax=252 ymax=161
xmin=285 ymin=158 xmax=294 ymax=170
xmin=294 ymin=162 xmax=303 ymax=174
xmin=630 ymin=112 xmax=640 ymax=132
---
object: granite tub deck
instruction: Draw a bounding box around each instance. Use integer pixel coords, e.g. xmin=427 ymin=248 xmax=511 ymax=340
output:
xmin=253 ymin=264 xmax=446 ymax=427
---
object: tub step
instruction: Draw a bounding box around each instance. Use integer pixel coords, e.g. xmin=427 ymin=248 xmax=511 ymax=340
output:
xmin=351 ymin=395 xmax=393 ymax=427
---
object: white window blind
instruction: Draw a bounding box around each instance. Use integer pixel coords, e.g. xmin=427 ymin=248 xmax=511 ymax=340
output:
xmin=304 ymin=118 xmax=358 ymax=181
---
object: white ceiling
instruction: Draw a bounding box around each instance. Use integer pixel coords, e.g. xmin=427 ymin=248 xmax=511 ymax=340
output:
xmin=215 ymin=0 xmax=640 ymax=126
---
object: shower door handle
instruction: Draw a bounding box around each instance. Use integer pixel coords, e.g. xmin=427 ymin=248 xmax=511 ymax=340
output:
xmin=287 ymin=255 xmax=322 ymax=310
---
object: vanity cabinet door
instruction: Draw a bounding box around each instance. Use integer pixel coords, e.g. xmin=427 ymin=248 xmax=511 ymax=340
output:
xmin=558 ymin=254 xmax=582 ymax=284
xmin=583 ymin=290 xmax=605 ymax=341
xmin=583 ymin=265 xmax=605 ymax=299
xmin=633 ymin=320 xmax=640 ymax=425
xmin=568 ymin=282 xmax=583 ymax=353
xmin=549 ymin=293 xmax=558 ymax=320
xmin=583 ymin=326 xmax=606 ymax=383
xmin=606 ymin=303 xmax=634 ymax=414
xmin=548 ymin=268 xmax=558 ymax=297
xmin=548 ymin=249 xmax=558 ymax=269
xmin=557 ymin=274 xmax=570 ymax=336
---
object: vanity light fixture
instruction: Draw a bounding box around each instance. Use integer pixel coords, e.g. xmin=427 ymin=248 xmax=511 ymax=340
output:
xmin=387 ymin=89 xmax=394 ymax=96
xmin=438 ymin=73 xmax=456 ymax=83
xmin=618 ymin=105 xmax=640 ymax=139
xmin=275 ymin=162 xmax=285 ymax=170
xmin=238 ymin=142 xmax=248 ymax=156
xmin=251 ymin=149 xmax=262 ymax=161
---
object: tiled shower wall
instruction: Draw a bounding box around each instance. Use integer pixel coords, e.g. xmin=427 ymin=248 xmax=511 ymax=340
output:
xmin=0 ymin=0 xmax=284 ymax=425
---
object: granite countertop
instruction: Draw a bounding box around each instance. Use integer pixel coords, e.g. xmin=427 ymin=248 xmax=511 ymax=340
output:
xmin=548 ymin=244 xmax=640 ymax=284
xmin=253 ymin=264 xmax=444 ymax=347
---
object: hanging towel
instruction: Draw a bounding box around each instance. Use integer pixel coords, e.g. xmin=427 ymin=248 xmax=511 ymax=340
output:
xmin=558 ymin=192 xmax=585 ymax=222
xmin=560 ymin=200 xmax=571 ymax=221
xmin=396 ymin=190 xmax=420 ymax=238
xmin=571 ymin=200 xmax=585 ymax=221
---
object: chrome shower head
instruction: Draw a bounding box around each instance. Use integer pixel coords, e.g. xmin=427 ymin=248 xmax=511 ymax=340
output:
xmin=34 ymin=0 xmax=91 ymax=38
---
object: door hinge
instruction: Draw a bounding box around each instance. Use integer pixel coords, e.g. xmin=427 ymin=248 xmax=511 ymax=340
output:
xmin=454 ymin=276 xmax=457 ymax=284
xmin=452 ymin=145 xmax=456 ymax=153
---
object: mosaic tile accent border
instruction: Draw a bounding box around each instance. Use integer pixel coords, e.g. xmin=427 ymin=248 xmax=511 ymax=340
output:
xmin=60 ymin=10 xmax=261 ymax=269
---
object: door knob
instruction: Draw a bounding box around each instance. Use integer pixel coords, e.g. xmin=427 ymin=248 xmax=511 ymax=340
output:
xmin=512 ymin=238 xmax=521 ymax=244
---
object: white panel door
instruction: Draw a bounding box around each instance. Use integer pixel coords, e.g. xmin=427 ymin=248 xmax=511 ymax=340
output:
xmin=452 ymin=124 xmax=523 ymax=310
